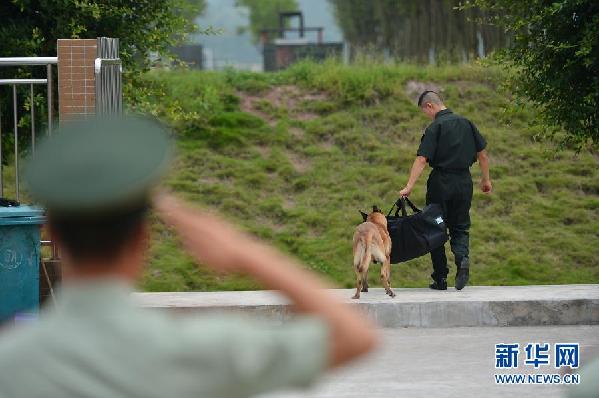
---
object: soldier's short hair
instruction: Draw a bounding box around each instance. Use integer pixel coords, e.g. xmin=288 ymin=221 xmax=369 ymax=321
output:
xmin=417 ymin=91 xmax=444 ymax=107
xmin=49 ymin=204 xmax=149 ymax=264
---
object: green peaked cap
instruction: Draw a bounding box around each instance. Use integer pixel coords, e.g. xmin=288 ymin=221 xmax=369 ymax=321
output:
xmin=25 ymin=115 xmax=173 ymax=214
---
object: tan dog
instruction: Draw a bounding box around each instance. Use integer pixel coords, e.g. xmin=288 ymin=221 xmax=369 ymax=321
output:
xmin=352 ymin=206 xmax=395 ymax=299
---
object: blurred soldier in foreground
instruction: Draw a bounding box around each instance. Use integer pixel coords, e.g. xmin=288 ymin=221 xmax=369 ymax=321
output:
xmin=0 ymin=116 xmax=377 ymax=398
xmin=568 ymin=357 xmax=599 ymax=398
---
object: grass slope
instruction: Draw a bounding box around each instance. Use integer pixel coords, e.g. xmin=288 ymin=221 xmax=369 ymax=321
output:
xmin=141 ymin=61 xmax=599 ymax=291
xmin=12 ymin=61 xmax=595 ymax=291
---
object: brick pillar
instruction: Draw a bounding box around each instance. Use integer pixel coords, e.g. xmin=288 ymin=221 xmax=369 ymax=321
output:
xmin=57 ymin=39 xmax=97 ymax=124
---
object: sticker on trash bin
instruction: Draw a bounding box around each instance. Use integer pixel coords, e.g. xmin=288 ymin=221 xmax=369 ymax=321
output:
xmin=0 ymin=235 xmax=25 ymax=270
xmin=435 ymin=216 xmax=444 ymax=224
xmin=1 ymin=248 xmax=23 ymax=270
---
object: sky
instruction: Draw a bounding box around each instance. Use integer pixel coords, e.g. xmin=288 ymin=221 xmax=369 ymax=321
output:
xmin=191 ymin=0 xmax=343 ymax=70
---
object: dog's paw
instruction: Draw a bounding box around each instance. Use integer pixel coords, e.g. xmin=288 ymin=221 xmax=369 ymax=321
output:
xmin=351 ymin=294 xmax=360 ymax=300
xmin=386 ymin=289 xmax=396 ymax=298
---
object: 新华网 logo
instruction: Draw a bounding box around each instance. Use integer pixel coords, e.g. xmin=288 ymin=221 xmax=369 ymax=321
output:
xmin=494 ymin=342 xmax=580 ymax=385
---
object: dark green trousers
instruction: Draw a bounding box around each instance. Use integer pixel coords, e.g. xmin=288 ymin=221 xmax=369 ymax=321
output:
xmin=425 ymin=169 xmax=473 ymax=281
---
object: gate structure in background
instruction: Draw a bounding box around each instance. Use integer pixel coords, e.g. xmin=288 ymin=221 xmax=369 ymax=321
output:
xmin=260 ymin=11 xmax=344 ymax=71
xmin=57 ymin=37 xmax=122 ymax=123
xmin=0 ymin=37 xmax=122 ymax=308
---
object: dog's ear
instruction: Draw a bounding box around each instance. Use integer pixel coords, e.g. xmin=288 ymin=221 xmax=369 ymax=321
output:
xmin=373 ymin=205 xmax=381 ymax=213
xmin=359 ymin=210 xmax=368 ymax=222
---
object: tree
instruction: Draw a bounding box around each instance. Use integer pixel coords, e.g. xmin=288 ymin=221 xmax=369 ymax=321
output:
xmin=0 ymin=0 xmax=205 ymax=162
xmin=0 ymin=0 xmax=205 ymax=72
xmin=464 ymin=0 xmax=598 ymax=148
xmin=329 ymin=0 xmax=507 ymax=63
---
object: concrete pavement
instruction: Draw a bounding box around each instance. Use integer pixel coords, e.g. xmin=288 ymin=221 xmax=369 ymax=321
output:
xmin=131 ymin=286 xmax=599 ymax=396
xmin=133 ymin=284 xmax=599 ymax=328
xmin=260 ymin=325 xmax=599 ymax=398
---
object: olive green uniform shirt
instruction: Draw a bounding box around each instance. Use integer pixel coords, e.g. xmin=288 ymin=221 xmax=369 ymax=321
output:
xmin=417 ymin=109 xmax=487 ymax=170
xmin=0 ymin=280 xmax=328 ymax=398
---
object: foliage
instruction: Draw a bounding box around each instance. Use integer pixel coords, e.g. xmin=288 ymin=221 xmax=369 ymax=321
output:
xmin=463 ymin=0 xmax=599 ymax=148
xmin=126 ymin=61 xmax=598 ymax=292
xmin=328 ymin=0 xmax=507 ymax=63
xmin=0 ymin=0 xmax=206 ymax=166
xmin=0 ymin=0 xmax=204 ymax=70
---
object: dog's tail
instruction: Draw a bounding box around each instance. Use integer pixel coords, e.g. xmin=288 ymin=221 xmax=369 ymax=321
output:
xmin=353 ymin=235 xmax=372 ymax=273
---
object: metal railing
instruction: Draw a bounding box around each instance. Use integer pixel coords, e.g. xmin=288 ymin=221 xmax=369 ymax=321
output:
xmin=0 ymin=57 xmax=57 ymax=201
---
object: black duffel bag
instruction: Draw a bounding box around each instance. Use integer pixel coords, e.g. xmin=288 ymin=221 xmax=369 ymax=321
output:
xmin=386 ymin=197 xmax=448 ymax=264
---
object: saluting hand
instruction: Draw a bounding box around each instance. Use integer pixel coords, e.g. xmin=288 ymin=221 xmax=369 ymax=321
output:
xmin=154 ymin=192 xmax=255 ymax=273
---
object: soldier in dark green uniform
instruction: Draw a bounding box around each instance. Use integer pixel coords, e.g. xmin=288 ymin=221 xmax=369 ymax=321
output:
xmin=399 ymin=91 xmax=492 ymax=291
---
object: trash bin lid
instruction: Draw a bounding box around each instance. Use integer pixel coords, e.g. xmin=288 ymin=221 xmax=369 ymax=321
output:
xmin=0 ymin=205 xmax=45 ymax=226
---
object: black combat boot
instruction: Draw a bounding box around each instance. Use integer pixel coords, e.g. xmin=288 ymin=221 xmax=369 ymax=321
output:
xmin=429 ymin=278 xmax=447 ymax=290
xmin=455 ymin=257 xmax=470 ymax=291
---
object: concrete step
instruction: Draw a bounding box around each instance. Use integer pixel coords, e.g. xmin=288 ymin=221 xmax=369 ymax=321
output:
xmin=132 ymin=284 xmax=599 ymax=328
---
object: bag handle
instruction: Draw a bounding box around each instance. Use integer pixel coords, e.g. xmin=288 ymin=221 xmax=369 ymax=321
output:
xmin=387 ymin=197 xmax=421 ymax=217
xmin=386 ymin=198 xmax=406 ymax=217
xmin=403 ymin=197 xmax=421 ymax=213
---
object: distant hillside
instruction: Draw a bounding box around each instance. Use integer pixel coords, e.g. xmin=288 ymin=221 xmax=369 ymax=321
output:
xmin=139 ymin=61 xmax=599 ymax=291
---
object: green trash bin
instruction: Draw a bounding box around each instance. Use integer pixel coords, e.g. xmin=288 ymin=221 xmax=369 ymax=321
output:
xmin=0 ymin=205 xmax=45 ymax=322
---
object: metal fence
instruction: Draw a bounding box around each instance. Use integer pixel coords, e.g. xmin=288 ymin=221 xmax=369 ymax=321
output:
xmin=96 ymin=37 xmax=122 ymax=115
xmin=0 ymin=57 xmax=56 ymax=201
xmin=0 ymin=57 xmax=58 ymax=305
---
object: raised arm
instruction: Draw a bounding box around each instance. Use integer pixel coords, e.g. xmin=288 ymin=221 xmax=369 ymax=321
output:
xmin=477 ymin=149 xmax=492 ymax=193
xmin=154 ymin=193 xmax=378 ymax=368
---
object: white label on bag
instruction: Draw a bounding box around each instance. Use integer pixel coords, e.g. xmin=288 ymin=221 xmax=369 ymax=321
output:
xmin=435 ymin=216 xmax=444 ymax=224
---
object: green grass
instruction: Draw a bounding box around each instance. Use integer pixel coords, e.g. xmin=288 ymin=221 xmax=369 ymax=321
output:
xmin=138 ymin=60 xmax=599 ymax=291
xmin=9 ymin=60 xmax=598 ymax=291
